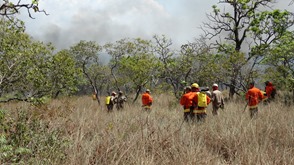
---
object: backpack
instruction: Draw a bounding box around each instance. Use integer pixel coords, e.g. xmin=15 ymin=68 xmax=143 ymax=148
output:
xmin=198 ymin=92 xmax=207 ymax=107
xmin=92 ymin=94 xmax=97 ymax=100
xmin=105 ymin=96 xmax=111 ymax=105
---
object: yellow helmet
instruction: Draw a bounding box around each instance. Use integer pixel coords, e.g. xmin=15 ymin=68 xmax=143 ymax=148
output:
xmin=191 ymin=83 xmax=199 ymax=88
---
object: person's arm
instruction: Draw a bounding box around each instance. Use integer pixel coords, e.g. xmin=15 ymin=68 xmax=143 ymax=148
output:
xmin=192 ymin=94 xmax=198 ymax=108
xmin=220 ymin=93 xmax=225 ymax=108
xmin=211 ymin=92 xmax=215 ymax=102
xmin=149 ymin=95 xmax=153 ymax=105
xmin=245 ymin=91 xmax=250 ymax=101
xmin=206 ymin=95 xmax=211 ymax=105
xmin=258 ymin=90 xmax=263 ymax=102
xmin=180 ymin=95 xmax=185 ymax=106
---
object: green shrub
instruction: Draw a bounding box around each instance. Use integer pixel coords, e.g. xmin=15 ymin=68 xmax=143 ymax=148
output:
xmin=0 ymin=109 xmax=68 ymax=164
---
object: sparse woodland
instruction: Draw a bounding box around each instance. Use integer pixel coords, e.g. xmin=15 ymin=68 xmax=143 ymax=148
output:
xmin=0 ymin=0 xmax=294 ymax=164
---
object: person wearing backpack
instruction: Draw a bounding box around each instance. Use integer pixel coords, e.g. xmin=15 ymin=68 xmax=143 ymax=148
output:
xmin=211 ymin=83 xmax=225 ymax=116
xmin=264 ymin=81 xmax=276 ymax=102
xmin=106 ymin=91 xmax=117 ymax=112
xmin=192 ymin=85 xmax=211 ymax=122
xmin=190 ymin=83 xmax=200 ymax=120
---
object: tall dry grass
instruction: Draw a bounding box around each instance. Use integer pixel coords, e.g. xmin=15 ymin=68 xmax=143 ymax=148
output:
xmin=1 ymin=93 xmax=294 ymax=165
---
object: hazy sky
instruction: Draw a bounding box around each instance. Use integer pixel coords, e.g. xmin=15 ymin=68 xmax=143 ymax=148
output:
xmin=16 ymin=0 xmax=293 ymax=51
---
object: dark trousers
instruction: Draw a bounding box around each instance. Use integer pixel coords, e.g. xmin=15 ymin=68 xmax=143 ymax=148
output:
xmin=107 ymin=104 xmax=114 ymax=112
xmin=183 ymin=107 xmax=195 ymax=122
xmin=212 ymin=106 xmax=219 ymax=116
xmin=196 ymin=113 xmax=207 ymax=122
xmin=249 ymin=107 xmax=258 ymax=118
xmin=116 ymin=103 xmax=124 ymax=110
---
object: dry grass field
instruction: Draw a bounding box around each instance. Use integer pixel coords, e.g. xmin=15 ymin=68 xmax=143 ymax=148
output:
xmin=1 ymin=93 xmax=294 ymax=165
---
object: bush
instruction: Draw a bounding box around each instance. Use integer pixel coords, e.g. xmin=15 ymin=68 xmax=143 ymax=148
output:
xmin=0 ymin=108 xmax=68 ymax=164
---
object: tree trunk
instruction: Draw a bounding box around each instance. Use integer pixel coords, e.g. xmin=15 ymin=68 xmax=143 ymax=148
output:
xmin=133 ymin=85 xmax=142 ymax=103
xmin=93 ymin=86 xmax=100 ymax=105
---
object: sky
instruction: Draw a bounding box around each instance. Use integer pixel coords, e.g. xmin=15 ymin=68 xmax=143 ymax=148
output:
xmin=16 ymin=0 xmax=294 ymax=51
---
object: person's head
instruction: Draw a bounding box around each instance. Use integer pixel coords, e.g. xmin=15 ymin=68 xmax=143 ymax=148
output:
xmin=212 ymin=83 xmax=218 ymax=90
xmin=146 ymin=89 xmax=150 ymax=93
xmin=185 ymin=86 xmax=191 ymax=93
xmin=119 ymin=90 xmax=123 ymax=95
xmin=111 ymin=91 xmax=116 ymax=96
xmin=191 ymin=83 xmax=199 ymax=92
xmin=249 ymin=81 xmax=255 ymax=89
xmin=265 ymin=81 xmax=273 ymax=86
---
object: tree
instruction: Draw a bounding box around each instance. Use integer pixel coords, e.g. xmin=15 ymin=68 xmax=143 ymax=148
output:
xmin=69 ymin=40 xmax=103 ymax=105
xmin=153 ymin=35 xmax=218 ymax=99
xmin=105 ymin=38 xmax=159 ymax=102
xmin=170 ymin=37 xmax=214 ymax=98
xmin=153 ymin=35 xmax=182 ymax=98
xmin=104 ymin=39 xmax=133 ymax=92
xmin=179 ymin=37 xmax=216 ymax=86
xmin=262 ymin=31 xmax=294 ymax=103
xmin=0 ymin=18 xmax=84 ymax=103
xmin=0 ymin=18 xmax=52 ymax=101
xmin=49 ymin=50 xmax=82 ymax=98
xmin=202 ymin=0 xmax=294 ymax=98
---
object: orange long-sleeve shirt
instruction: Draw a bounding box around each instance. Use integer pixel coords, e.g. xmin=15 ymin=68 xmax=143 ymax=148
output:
xmin=142 ymin=92 xmax=153 ymax=106
xmin=246 ymin=87 xmax=263 ymax=108
xmin=265 ymin=82 xmax=276 ymax=99
xmin=180 ymin=92 xmax=196 ymax=109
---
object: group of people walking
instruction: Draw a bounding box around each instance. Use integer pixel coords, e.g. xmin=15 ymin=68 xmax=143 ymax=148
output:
xmin=101 ymin=80 xmax=276 ymax=121
xmin=105 ymin=90 xmax=127 ymax=112
xmin=245 ymin=81 xmax=276 ymax=118
xmin=180 ymin=80 xmax=276 ymax=122
xmin=103 ymin=88 xmax=154 ymax=112
xmin=180 ymin=83 xmax=224 ymax=122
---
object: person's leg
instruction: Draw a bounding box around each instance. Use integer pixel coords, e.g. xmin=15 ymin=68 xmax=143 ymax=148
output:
xmin=184 ymin=112 xmax=189 ymax=122
xmin=110 ymin=104 xmax=114 ymax=111
xmin=196 ymin=114 xmax=201 ymax=122
xmin=117 ymin=103 xmax=122 ymax=110
xmin=199 ymin=114 xmax=207 ymax=122
xmin=107 ymin=104 xmax=112 ymax=112
xmin=212 ymin=106 xmax=218 ymax=115
xmin=250 ymin=107 xmax=258 ymax=119
xmin=189 ymin=107 xmax=195 ymax=122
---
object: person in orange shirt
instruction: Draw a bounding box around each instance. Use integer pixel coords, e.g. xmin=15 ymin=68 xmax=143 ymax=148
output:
xmin=264 ymin=81 xmax=276 ymax=102
xmin=245 ymin=81 xmax=263 ymax=118
xmin=142 ymin=89 xmax=153 ymax=111
xmin=180 ymin=86 xmax=196 ymax=122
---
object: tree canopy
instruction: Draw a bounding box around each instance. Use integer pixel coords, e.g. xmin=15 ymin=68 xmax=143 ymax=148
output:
xmin=202 ymin=0 xmax=294 ymax=98
xmin=0 ymin=1 xmax=294 ymax=103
